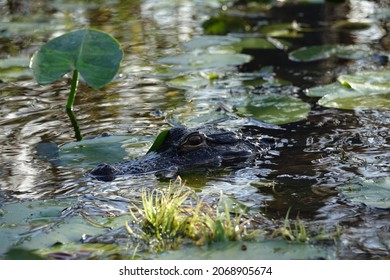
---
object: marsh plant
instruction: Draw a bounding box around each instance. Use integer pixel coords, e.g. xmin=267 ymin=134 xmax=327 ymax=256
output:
xmin=126 ymin=177 xmax=262 ymax=253
xmin=271 ymin=208 xmax=308 ymax=242
xmin=30 ymin=29 xmax=123 ymax=140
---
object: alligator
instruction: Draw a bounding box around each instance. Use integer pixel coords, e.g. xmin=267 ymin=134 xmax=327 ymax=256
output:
xmin=89 ymin=125 xmax=277 ymax=181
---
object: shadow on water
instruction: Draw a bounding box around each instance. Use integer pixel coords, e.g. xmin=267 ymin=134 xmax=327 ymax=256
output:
xmin=0 ymin=0 xmax=389 ymax=259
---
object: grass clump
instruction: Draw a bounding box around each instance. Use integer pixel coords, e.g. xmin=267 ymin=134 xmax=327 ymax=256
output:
xmin=271 ymin=207 xmax=341 ymax=243
xmin=271 ymin=207 xmax=308 ymax=243
xmin=126 ymin=177 xmax=261 ymax=253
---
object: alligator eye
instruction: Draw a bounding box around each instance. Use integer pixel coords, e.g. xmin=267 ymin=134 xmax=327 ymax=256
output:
xmin=185 ymin=134 xmax=203 ymax=146
xmin=184 ymin=134 xmax=203 ymax=146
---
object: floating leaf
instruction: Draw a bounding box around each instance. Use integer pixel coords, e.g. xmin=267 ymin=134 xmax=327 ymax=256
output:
xmin=307 ymin=69 xmax=390 ymax=110
xmin=156 ymin=239 xmax=336 ymax=260
xmin=233 ymin=37 xmax=278 ymax=50
xmin=183 ymin=36 xmax=241 ymax=51
xmin=338 ymin=177 xmax=390 ymax=209
xmin=166 ymin=74 xmax=212 ymax=90
xmin=258 ymin=22 xmax=308 ymax=38
xmin=289 ymin=44 xmax=373 ymax=62
xmin=331 ymin=20 xmax=372 ymax=30
xmin=306 ymin=82 xmax=355 ymax=98
xmin=236 ymin=94 xmax=311 ymax=124
xmin=318 ymin=91 xmax=390 ymax=110
xmin=289 ymin=45 xmax=333 ymax=62
xmin=202 ymin=15 xmax=248 ymax=35
xmin=157 ymin=53 xmax=252 ymax=70
xmin=0 ymin=56 xmax=30 ymax=68
xmin=30 ymin=29 xmax=123 ymax=89
xmin=54 ymin=135 xmax=145 ymax=167
xmin=338 ymin=70 xmax=390 ymax=94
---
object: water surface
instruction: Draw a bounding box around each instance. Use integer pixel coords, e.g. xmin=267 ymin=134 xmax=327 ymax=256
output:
xmin=0 ymin=0 xmax=389 ymax=259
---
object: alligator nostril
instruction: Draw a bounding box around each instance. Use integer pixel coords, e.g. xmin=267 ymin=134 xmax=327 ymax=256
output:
xmin=89 ymin=163 xmax=118 ymax=181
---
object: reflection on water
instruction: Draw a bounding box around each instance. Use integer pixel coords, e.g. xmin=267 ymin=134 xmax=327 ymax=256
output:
xmin=0 ymin=0 xmax=389 ymax=259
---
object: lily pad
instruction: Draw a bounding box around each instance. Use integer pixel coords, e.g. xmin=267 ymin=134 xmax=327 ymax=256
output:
xmin=202 ymin=15 xmax=248 ymax=35
xmin=0 ymin=56 xmax=30 ymax=68
xmin=157 ymin=53 xmax=252 ymax=71
xmin=307 ymin=69 xmax=390 ymax=110
xmin=166 ymin=74 xmax=212 ymax=90
xmin=156 ymin=239 xmax=336 ymax=260
xmin=318 ymin=91 xmax=390 ymax=110
xmin=236 ymin=94 xmax=311 ymax=125
xmin=58 ymin=135 xmax=145 ymax=168
xmin=232 ymin=37 xmax=285 ymax=51
xmin=331 ymin=20 xmax=372 ymax=31
xmin=258 ymin=22 xmax=308 ymax=38
xmin=30 ymin=29 xmax=123 ymax=89
xmin=338 ymin=177 xmax=390 ymax=209
xmin=183 ymin=36 xmax=241 ymax=51
xmin=288 ymin=44 xmax=373 ymax=62
xmin=36 ymin=135 xmax=148 ymax=168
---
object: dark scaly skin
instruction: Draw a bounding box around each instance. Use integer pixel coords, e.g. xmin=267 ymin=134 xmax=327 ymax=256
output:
xmin=89 ymin=126 xmax=275 ymax=181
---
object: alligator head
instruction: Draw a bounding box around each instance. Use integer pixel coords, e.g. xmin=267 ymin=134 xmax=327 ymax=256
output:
xmin=89 ymin=126 xmax=275 ymax=181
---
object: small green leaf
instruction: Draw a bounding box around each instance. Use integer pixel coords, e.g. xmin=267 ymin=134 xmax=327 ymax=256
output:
xmin=157 ymin=53 xmax=252 ymax=70
xmin=258 ymin=22 xmax=307 ymax=38
xmin=236 ymin=94 xmax=311 ymax=124
xmin=289 ymin=44 xmax=372 ymax=62
xmin=147 ymin=129 xmax=170 ymax=153
xmin=338 ymin=177 xmax=390 ymax=209
xmin=183 ymin=36 xmax=241 ymax=51
xmin=232 ymin=37 xmax=278 ymax=51
xmin=306 ymin=82 xmax=355 ymax=97
xmin=289 ymin=45 xmax=335 ymax=62
xmin=331 ymin=20 xmax=372 ymax=30
xmin=30 ymin=29 xmax=123 ymax=89
xmin=318 ymin=91 xmax=390 ymax=110
xmin=307 ymin=69 xmax=390 ymax=110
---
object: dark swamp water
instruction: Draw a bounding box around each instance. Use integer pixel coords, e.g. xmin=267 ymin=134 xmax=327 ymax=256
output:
xmin=0 ymin=0 xmax=389 ymax=259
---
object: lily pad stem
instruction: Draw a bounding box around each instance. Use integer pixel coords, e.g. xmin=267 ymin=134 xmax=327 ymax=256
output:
xmin=66 ymin=70 xmax=79 ymax=110
xmin=66 ymin=108 xmax=83 ymax=141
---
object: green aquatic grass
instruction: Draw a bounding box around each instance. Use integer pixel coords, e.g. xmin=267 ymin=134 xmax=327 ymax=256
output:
xmin=126 ymin=177 xmax=262 ymax=253
xmin=271 ymin=208 xmax=308 ymax=242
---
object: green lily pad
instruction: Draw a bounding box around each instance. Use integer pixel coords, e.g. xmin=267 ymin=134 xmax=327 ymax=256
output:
xmin=0 ymin=199 xmax=131 ymax=258
xmin=156 ymin=239 xmax=336 ymax=260
xmin=0 ymin=56 xmax=32 ymax=81
xmin=183 ymin=36 xmax=241 ymax=51
xmin=289 ymin=44 xmax=373 ymax=62
xmin=166 ymin=74 xmax=212 ymax=90
xmin=331 ymin=20 xmax=372 ymax=30
xmin=57 ymin=135 xmax=146 ymax=168
xmin=0 ymin=56 xmax=30 ymax=68
xmin=202 ymin=15 xmax=248 ymax=35
xmin=157 ymin=53 xmax=252 ymax=71
xmin=318 ymin=91 xmax=390 ymax=110
xmin=338 ymin=177 xmax=390 ymax=209
xmin=307 ymin=69 xmax=390 ymax=110
xmin=306 ymin=82 xmax=355 ymax=98
xmin=232 ymin=37 xmax=282 ymax=51
xmin=30 ymin=29 xmax=123 ymax=89
xmin=338 ymin=70 xmax=390 ymax=94
xmin=236 ymin=94 xmax=311 ymax=125
xmin=258 ymin=22 xmax=309 ymax=38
